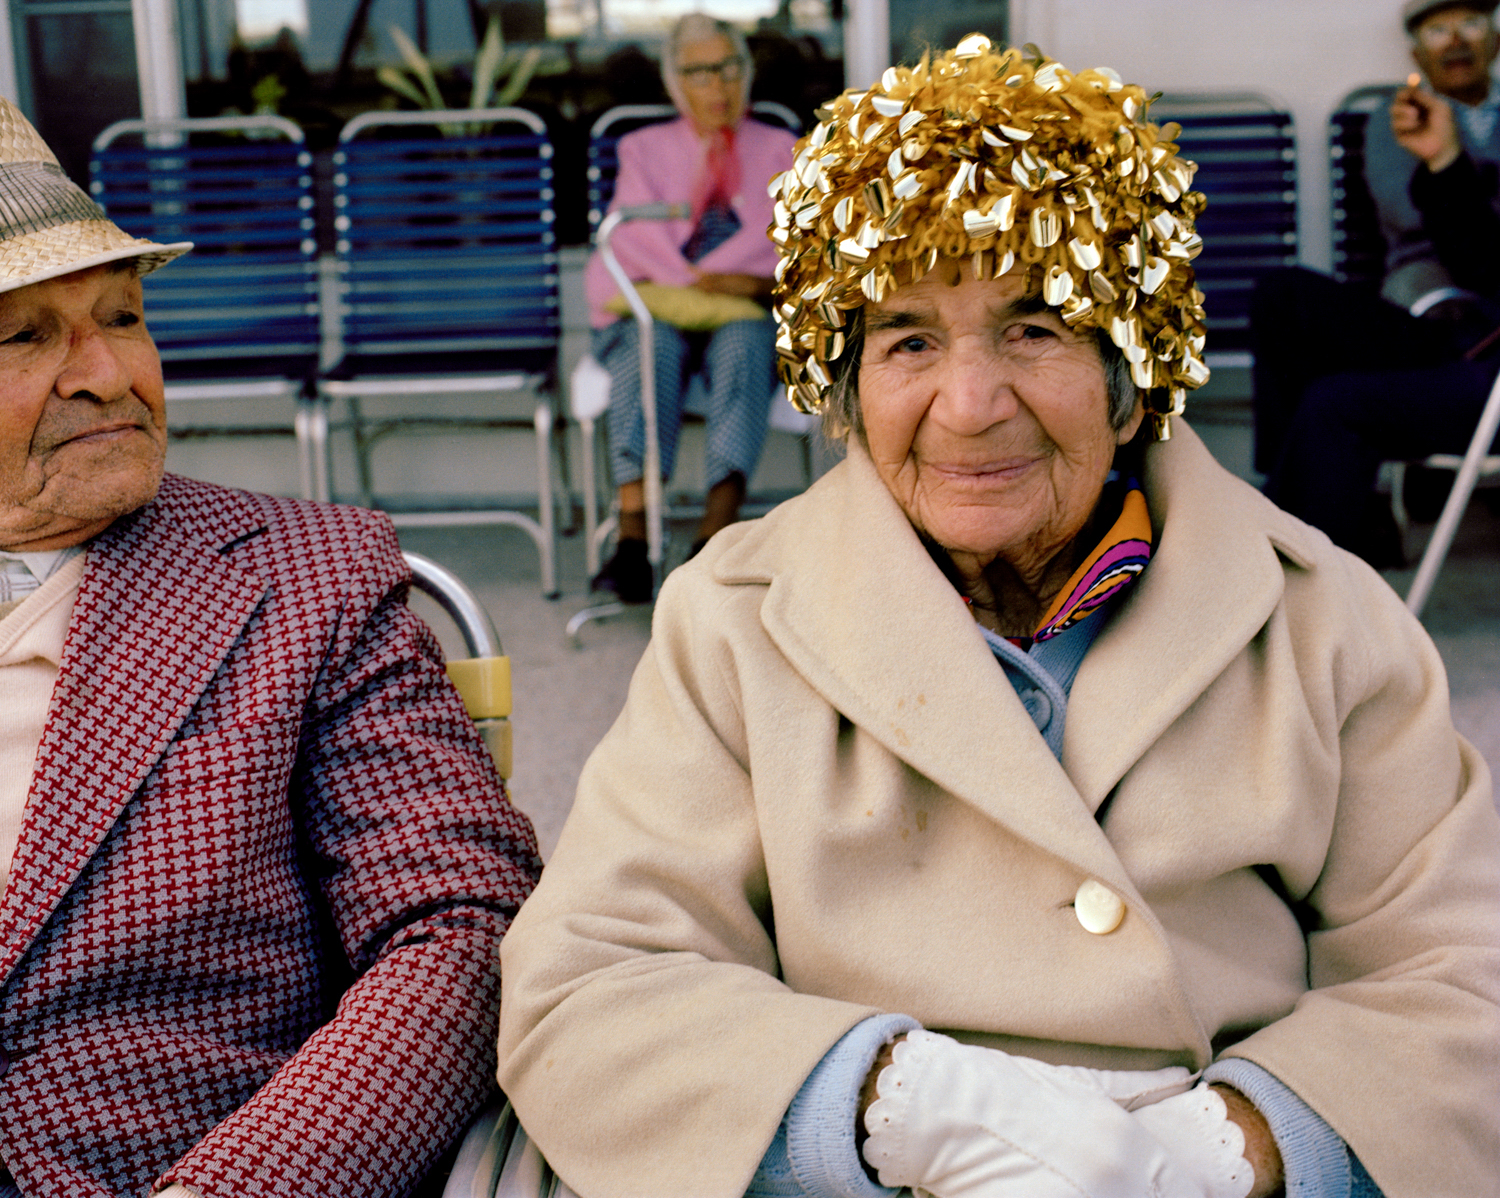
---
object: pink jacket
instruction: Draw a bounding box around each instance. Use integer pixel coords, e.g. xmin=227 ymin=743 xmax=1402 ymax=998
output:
xmin=0 ymin=475 xmax=541 ymax=1198
xmin=585 ymin=116 xmax=798 ymax=328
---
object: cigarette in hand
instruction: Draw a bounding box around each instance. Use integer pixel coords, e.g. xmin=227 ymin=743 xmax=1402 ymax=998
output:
xmin=1408 ymin=73 xmax=1422 ymax=88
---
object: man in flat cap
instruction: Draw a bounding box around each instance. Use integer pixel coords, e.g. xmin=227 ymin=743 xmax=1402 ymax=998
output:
xmin=1369 ymin=0 xmax=1500 ymax=310
xmin=1252 ymin=0 xmax=1500 ymax=564
xmin=0 ymin=98 xmax=541 ymax=1197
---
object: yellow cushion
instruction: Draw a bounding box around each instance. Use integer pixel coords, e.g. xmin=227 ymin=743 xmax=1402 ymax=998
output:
xmin=446 ymin=656 xmax=512 ymax=719
xmin=606 ymin=283 xmax=766 ymax=331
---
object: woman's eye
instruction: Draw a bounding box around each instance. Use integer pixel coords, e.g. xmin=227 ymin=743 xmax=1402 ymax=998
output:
xmin=108 ymin=311 xmax=141 ymax=329
xmin=0 ymin=327 xmax=37 ymax=345
xmin=1016 ymin=323 xmax=1055 ymax=341
xmin=893 ymin=335 xmax=929 ymax=353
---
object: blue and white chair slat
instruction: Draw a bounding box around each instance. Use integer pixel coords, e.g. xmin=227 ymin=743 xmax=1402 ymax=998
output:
xmin=324 ymin=106 xmax=562 ymax=597
xmin=584 ymin=101 xmax=801 ymax=239
xmin=89 ymin=115 xmax=327 ymax=499
xmin=1152 ymin=100 xmax=1299 ymax=358
xmin=1329 ymin=86 xmax=1395 ymax=289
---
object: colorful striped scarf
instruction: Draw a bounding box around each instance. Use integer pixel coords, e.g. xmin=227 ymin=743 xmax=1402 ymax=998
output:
xmin=1032 ymin=475 xmax=1152 ymax=644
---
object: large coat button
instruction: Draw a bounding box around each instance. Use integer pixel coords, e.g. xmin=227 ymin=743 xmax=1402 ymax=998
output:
xmin=1074 ymin=879 xmax=1125 ymax=934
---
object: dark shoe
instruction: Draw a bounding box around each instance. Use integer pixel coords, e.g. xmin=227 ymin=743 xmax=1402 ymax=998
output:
xmin=591 ymin=538 xmax=653 ymax=604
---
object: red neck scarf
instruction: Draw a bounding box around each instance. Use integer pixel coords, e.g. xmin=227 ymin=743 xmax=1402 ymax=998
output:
xmin=692 ymin=125 xmax=740 ymax=224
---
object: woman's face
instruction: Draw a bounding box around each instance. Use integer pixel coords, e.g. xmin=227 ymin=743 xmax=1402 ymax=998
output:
xmin=675 ymin=34 xmax=746 ymax=131
xmin=858 ymin=261 xmax=1143 ymax=578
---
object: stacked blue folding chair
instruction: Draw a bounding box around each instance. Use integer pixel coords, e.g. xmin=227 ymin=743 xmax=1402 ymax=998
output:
xmin=89 ymin=115 xmax=328 ymax=500
xmin=1149 ymin=94 xmax=1300 ymax=367
xmin=324 ymin=107 xmax=562 ymax=598
xmin=1329 ymin=86 xmax=1395 ymax=290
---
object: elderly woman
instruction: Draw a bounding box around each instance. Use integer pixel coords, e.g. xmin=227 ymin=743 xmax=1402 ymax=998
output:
xmin=585 ymin=14 xmax=797 ymax=603
xmin=500 ymin=39 xmax=1499 ymax=1198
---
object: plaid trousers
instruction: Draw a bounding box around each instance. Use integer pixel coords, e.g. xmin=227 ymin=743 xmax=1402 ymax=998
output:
xmin=594 ymin=316 xmax=776 ymax=489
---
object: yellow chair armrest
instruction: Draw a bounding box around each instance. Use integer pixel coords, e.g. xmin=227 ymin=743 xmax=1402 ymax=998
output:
xmin=446 ymin=656 xmax=512 ymax=719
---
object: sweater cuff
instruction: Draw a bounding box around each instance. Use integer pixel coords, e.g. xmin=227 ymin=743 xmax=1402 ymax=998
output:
xmin=1204 ymin=1057 xmax=1351 ymax=1198
xmin=749 ymin=1014 xmax=919 ymax=1198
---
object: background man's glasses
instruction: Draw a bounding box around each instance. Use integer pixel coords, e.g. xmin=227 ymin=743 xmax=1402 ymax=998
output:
xmin=680 ymin=57 xmax=745 ymax=88
xmin=1416 ymin=12 xmax=1494 ymax=48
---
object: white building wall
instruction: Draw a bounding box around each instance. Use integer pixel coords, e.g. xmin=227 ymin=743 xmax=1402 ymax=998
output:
xmin=1008 ymin=0 xmax=1416 ymax=271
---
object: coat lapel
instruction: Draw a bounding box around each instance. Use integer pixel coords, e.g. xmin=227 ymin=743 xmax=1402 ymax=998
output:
xmin=718 ymin=441 xmax=1129 ymax=885
xmin=716 ymin=428 xmax=1317 ymax=887
xmin=0 ymin=480 xmax=268 ymax=980
xmin=1064 ymin=425 xmax=1313 ymax=811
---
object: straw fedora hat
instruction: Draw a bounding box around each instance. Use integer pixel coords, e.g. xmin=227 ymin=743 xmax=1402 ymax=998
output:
xmin=0 ymin=95 xmax=189 ymax=295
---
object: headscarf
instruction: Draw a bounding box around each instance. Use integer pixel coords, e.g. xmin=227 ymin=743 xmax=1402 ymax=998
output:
xmin=661 ymin=14 xmax=754 ymax=226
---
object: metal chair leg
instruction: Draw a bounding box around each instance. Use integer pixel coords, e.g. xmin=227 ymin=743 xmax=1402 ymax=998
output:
xmin=565 ymin=599 xmax=628 ymax=648
xmin=580 ymin=415 xmax=602 ymax=577
xmin=1407 ymin=370 xmax=1500 ymax=617
xmin=295 ymin=388 xmax=332 ymax=503
xmin=348 ymin=395 xmax=376 ymax=508
xmin=1388 ymin=461 xmax=1409 ymax=544
xmin=533 ymin=397 xmax=560 ymax=599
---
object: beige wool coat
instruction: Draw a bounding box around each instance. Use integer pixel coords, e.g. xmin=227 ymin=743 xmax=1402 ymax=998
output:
xmin=498 ymin=426 xmax=1500 ymax=1198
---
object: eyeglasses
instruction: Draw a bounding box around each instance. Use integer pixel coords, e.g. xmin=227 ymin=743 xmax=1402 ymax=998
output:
xmin=679 ymin=56 xmax=745 ymax=88
xmin=1415 ymin=11 xmax=1493 ymax=49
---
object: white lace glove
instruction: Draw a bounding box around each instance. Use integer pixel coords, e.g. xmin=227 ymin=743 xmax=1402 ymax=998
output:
xmin=861 ymin=1030 xmax=1254 ymax=1198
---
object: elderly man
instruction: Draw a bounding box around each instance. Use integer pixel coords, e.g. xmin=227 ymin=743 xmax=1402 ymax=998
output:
xmin=0 ymin=100 xmax=541 ymax=1197
xmin=1252 ymin=0 xmax=1500 ymax=563
xmin=1369 ymin=0 xmax=1500 ymax=309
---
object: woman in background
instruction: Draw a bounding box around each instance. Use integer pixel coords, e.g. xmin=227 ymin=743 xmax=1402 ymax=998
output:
xmin=584 ymin=14 xmax=797 ymax=603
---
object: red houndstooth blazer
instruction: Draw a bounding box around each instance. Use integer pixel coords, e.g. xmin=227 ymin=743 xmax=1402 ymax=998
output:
xmin=0 ymin=474 xmax=542 ymax=1198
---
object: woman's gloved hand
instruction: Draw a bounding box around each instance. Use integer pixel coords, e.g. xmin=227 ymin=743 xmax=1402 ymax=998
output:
xmin=861 ymin=1030 xmax=1254 ymax=1198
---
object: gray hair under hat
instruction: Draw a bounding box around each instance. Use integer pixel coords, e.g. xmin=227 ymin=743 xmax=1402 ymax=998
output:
xmin=1403 ymin=0 xmax=1498 ymax=32
xmin=0 ymin=95 xmax=189 ymax=295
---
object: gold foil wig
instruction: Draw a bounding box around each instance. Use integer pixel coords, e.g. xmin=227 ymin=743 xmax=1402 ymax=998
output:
xmin=769 ymin=35 xmax=1209 ymax=439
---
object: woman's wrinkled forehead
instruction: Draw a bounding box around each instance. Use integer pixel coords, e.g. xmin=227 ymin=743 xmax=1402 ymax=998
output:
xmin=864 ymin=263 xmax=1049 ymax=329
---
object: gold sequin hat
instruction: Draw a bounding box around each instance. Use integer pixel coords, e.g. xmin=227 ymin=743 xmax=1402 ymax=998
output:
xmin=0 ymin=96 xmax=190 ymax=295
xmin=769 ymin=35 xmax=1209 ymax=438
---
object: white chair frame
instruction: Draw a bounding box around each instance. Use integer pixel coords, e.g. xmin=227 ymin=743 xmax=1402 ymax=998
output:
xmin=563 ymin=203 xmax=819 ymax=645
xmin=1404 ymin=368 xmax=1500 ymax=617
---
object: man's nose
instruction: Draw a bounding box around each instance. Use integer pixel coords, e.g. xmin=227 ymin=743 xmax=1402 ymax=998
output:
xmin=55 ymin=327 xmax=131 ymax=402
